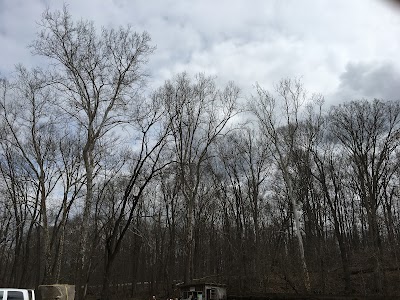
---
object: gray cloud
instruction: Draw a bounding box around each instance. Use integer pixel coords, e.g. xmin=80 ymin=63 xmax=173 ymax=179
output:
xmin=331 ymin=61 xmax=400 ymax=103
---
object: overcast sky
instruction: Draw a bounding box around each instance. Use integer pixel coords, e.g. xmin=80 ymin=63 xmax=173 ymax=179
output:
xmin=0 ymin=0 xmax=399 ymax=105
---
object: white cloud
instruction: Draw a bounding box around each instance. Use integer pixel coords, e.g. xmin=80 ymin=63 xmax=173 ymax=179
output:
xmin=1 ymin=0 xmax=400 ymax=105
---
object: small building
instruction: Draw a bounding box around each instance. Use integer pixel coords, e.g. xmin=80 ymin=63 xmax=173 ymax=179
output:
xmin=178 ymin=283 xmax=226 ymax=300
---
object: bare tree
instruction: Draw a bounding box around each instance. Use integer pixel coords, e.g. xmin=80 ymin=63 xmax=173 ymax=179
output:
xmin=159 ymin=163 xmax=182 ymax=292
xmin=0 ymin=67 xmax=62 ymax=284
xmin=96 ymin=96 xmax=171 ymax=300
xmin=329 ymin=99 xmax=400 ymax=293
xmin=51 ymin=133 xmax=85 ymax=283
xmin=216 ymin=128 xmax=271 ymax=289
xmin=249 ymin=79 xmax=322 ymax=292
xmin=312 ymin=132 xmax=353 ymax=292
xmin=158 ymin=73 xmax=240 ymax=283
xmin=31 ymin=7 xmax=154 ymax=298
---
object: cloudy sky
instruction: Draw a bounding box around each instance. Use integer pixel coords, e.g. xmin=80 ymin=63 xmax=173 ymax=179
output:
xmin=0 ymin=0 xmax=399 ymax=105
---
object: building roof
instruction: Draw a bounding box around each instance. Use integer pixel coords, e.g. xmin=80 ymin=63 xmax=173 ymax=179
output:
xmin=177 ymin=282 xmax=227 ymax=289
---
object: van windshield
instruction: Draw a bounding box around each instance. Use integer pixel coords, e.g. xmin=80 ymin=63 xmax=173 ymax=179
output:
xmin=7 ymin=291 xmax=24 ymax=300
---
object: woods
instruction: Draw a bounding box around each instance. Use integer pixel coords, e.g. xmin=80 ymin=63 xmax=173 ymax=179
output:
xmin=1 ymin=8 xmax=400 ymax=300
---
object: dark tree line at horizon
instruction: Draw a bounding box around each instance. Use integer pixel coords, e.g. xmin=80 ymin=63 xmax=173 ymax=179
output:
xmin=1 ymin=7 xmax=400 ymax=300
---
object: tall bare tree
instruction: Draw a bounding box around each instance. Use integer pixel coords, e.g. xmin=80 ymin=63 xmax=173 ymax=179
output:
xmin=312 ymin=130 xmax=353 ymax=292
xmin=0 ymin=67 xmax=61 ymax=284
xmin=31 ymin=7 xmax=154 ymax=298
xmin=329 ymin=99 xmax=400 ymax=292
xmin=250 ymin=79 xmax=323 ymax=292
xmin=96 ymin=95 xmax=171 ymax=300
xmin=158 ymin=73 xmax=240 ymax=283
xmin=216 ymin=128 xmax=271 ymax=288
xmin=51 ymin=132 xmax=85 ymax=283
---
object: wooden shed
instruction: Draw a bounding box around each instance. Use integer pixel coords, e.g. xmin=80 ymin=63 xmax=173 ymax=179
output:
xmin=178 ymin=283 xmax=226 ymax=300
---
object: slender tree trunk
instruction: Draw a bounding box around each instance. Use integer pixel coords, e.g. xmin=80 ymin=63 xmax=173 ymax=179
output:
xmin=336 ymin=228 xmax=351 ymax=292
xmin=184 ymin=195 xmax=195 ymax=284
xmin=130 ymin=239 xmax=142 ymax=297
xmin=77 ymin=143 xmax=94 ymax=300
xmin=41 ymin=177 xmax=53 ymax=284
xmin=100 ymin=251 xmax=114 ymax=300
xmin=368 ymin=208 xmax=385 ymax=293
xmin=53 ymin=201 xmax=68 ymax=283
xmin=287 ymin=177 xmax=311 ymax=292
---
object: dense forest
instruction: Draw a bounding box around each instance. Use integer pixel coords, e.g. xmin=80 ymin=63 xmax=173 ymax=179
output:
xmin=1 ymin=8 xmax=400 ymax=300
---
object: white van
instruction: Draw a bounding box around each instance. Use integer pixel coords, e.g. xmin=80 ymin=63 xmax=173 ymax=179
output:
xmin=0 ymin=289 xmax=35 ymax=300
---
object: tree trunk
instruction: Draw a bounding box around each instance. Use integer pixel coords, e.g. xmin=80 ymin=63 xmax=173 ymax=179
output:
xmin=368 ymin=209 xmax=385 ymax=293
xmin=337 ymin=231 xmax=351 ymax=293
xmin=287 ymin=177 xmax=311 ymax=292
xmin=184 ymin=196 xmax=195 ymax=284
xmin=77 ymin=143 xmax=94 ymax=300
xmin=100 ymin=253 xmax=114 ymax=300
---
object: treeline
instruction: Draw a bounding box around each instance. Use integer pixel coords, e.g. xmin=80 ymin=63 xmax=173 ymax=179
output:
xmin=1 ymin=8 xmax=400 ymax=300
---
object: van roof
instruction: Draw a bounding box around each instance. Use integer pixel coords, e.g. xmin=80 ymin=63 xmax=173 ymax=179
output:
xmin=0 ymin=288 xmax=33 ymax=291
